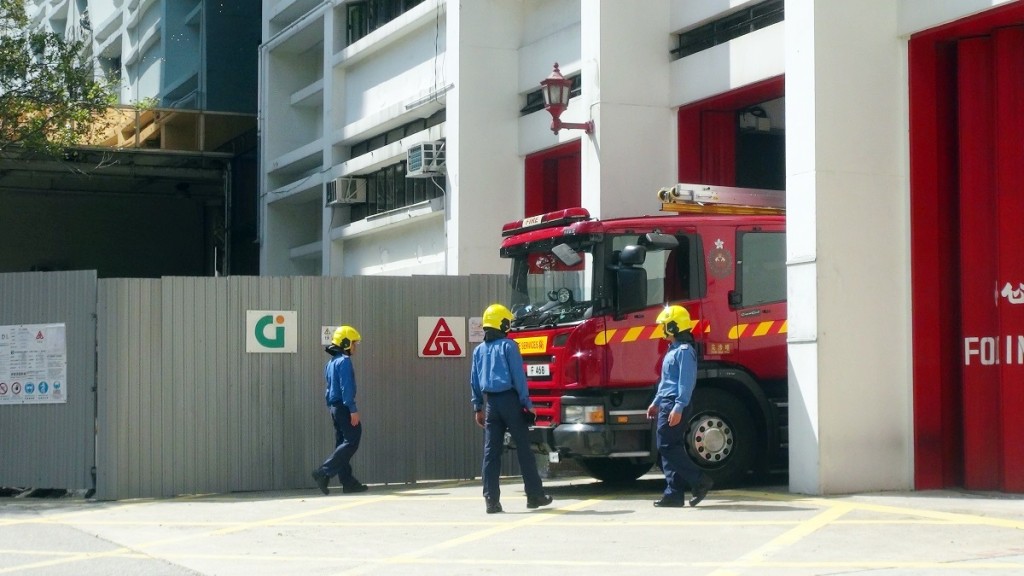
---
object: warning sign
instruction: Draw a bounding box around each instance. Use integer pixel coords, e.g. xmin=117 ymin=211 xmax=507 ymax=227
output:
xmin=418 ymin=317 xmax=466 ymax=358
xmin=0 ymin=323 xmax=67 ymax=405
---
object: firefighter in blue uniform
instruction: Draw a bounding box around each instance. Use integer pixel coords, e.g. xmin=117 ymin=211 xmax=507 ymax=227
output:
xmin=470 ymin=304 xmax=552 ymax=514
xmin=312 ymin=325 xmax=368 ymax=496
xmin=648 ymin=305 xmax=714 ymax=507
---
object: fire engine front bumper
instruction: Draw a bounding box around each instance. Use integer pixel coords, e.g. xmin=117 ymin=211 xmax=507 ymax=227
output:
xmin=528 ymin=423 xmax=652 ymax=458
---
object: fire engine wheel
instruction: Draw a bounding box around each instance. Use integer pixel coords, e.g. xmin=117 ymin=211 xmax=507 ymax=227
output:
xmin=579 ymin=459 xmax=653 ymax=484
xmin=685 ymin=388 xmax=756 ymax=487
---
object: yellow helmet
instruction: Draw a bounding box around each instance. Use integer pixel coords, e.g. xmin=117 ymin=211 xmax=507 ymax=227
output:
xmin=481 ymin=304 xmax=514 ymax=332
xmin=656 ymin=305 xmax=692 ymax=337
xmin=331 ymin=325 xmax=361 ymax=350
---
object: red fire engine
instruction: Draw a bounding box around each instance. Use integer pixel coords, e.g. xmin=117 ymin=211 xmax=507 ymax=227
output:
xmin=500 ymin=183 xmax=787 ymax=485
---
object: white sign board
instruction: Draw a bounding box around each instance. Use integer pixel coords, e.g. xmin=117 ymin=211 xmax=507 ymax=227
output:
xmin=418 ymin=316 xmax=466 ymax=357
xmin=468 ymin=317 xmax=484 ymax=343
xmin=0 ymin=323 xmax=67 ymax=405
xmin=321 ymin=326 xmax=338 ymax=346
xmin=246 ymin=311 xmax=297 ymax=353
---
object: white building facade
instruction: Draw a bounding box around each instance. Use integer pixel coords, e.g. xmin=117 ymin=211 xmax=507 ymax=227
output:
xmin=261 ymin=0 xmax=1024 ymax=495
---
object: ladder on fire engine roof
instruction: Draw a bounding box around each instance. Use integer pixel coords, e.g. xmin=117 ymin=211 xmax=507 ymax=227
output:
xmin=658 ymin=183 xmax=786 ymax=215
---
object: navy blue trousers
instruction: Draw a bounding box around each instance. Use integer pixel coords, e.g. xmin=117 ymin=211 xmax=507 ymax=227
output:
xmin=657 ymin=400 xmax=705 ymax=500
xmin=318 ymin=404 xmax=361 ymax=486
xmin=482 ymin=390 xmax=544 ymax=502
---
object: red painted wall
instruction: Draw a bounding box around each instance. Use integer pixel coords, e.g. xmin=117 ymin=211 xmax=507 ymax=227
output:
xmin=524 ymin=140 xmax=582 ymax=217
xmin=910 ymin=2 xmax=1024 ymax=492
xmin=676 ymin=76 xmax=784 ymax=184
xmin=991 ymin=25 xmax=1024 ymax=493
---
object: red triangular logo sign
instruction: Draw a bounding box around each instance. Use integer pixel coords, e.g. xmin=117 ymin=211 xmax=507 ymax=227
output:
xmin=422 ymin=318 xmax=462 ymax=356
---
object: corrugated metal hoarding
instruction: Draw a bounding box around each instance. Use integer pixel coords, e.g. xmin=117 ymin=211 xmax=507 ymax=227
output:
xmin=94 ymin=274 xmax=512 ymax=499
xmin=0 ymin=271 xmax=97 ymax=492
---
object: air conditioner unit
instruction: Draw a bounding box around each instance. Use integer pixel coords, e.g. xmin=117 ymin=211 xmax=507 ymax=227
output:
xmin=325 ymin=177 xmax=366 ymax=206
xmin=406 ymin=141 xmax=445 ymax=178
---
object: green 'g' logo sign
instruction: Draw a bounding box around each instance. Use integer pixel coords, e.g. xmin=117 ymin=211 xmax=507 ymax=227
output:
xmin=255 ymin=314 xmax=286 ymax=348
xmin=246 ymin=311 xmax=297 ymax=353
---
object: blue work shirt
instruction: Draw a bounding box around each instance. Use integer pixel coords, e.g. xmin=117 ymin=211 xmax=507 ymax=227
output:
xmin=470 ymin=336 xmax=532 ymax=412
xmin=651 ymin=340 xmax=697 ymax=413
xmin=324 ymin=353 xmax=357 ymax=412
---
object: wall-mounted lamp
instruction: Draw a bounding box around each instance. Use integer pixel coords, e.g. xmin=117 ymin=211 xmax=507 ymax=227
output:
xmin=540 ymin=62 xmax=593 ymax=134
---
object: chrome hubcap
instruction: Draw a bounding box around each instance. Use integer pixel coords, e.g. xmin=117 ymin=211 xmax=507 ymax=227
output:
xmin=689 ymin=415 xmax=733 ymax=464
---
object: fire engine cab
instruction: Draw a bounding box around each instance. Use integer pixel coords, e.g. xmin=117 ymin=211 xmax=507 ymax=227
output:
xmin=500 ymin=183 xmax=787 ymax=485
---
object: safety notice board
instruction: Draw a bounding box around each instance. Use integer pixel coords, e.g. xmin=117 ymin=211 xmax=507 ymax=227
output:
xmin=0 ymin=323 xmax=67 ymax=405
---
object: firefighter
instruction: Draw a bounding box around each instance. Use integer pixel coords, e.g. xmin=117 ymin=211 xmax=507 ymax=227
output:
xmin=647 ymin=305 xmax=714 ymax=507
xmin=470 ymin=303 xmax=552 ymax=514
xmin=312 ymin=325 xmax=368 ymax=496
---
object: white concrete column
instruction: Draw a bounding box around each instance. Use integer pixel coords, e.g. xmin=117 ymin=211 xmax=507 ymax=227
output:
xmin=447 ymin=0 xmax=525 ymax=275
xmin=322 ymin=7 xmax=336 ymax=277
xmin=580 ymin=0 xmax=675 ymax=219
xmin=786 ymin=0 xmax=913 ymax=494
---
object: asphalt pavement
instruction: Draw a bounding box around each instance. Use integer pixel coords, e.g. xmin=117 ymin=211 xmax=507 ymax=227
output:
xmin=2 ymin=474 xmax=1023 ymax=575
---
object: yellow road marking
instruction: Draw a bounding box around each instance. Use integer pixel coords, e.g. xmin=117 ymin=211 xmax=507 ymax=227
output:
xmin=0 ymin=494 xmax=397 ymax=574
xmin=0 ymin=497 xmax=168 ymax=527
xmin=706 ymin=502 xmax=855 ymax=576
xmin=3 ymin=550 xmax=1020 ymax=571
xmin=729 ymin=490 xmax=1024 ymax=530
xmin=4 ymin=487 xmax=1024 ymax=574
xmin=335 ymin=498 xmax=603 ymax=576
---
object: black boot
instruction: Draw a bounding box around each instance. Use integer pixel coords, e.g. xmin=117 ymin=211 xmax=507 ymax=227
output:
xmin=689 ymin=476 xmax=713 ymax=507
xmin=342 ymin=481 xmax=368 ymax=494
xmin=311 ymin=470 xmax=329 ymax=495
xmin=526 ymin=494 xmax=553 ymax=509
xmin=653 ymin=496 xmax=686 ymax=508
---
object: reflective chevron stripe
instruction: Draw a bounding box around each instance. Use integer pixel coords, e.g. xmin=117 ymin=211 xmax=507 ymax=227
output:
xmin=595 ymin=319 xmax=710 ymax=345
xmin=727 ymin=320 xmax=787 ymax=340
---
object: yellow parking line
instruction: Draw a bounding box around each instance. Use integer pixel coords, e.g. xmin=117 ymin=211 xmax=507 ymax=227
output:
xmin=839 ymin=500 xmax=1024 ymax=530
xmin=702 ymin=490 xmax=1024 ymax=575
xmin=0 ymin=498 xmax=166 ymax=527
xmin=0 ymin=494 xmax=398 ymax=575
xmin=730 ymin=489 xmax=1024 ymax=530
xmin=335 ymin=498 xmax=604 ymax=576
xmin=706 ymin=502 xmax=855 ymax=576
xmin=4 ymin=549 xmax=1021 ymax=572
xmin=5 ymin=487 xmax=1024 ymax=574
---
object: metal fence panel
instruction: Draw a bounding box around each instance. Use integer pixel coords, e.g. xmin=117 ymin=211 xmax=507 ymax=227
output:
xmin=0 ymin=271 xmax=97 ymax=491
xmin=95 ymin=274 xmax=511 ymax=499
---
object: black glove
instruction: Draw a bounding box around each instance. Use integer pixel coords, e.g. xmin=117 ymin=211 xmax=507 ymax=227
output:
xmin=522 ymin=408 xmax=537 ymax=425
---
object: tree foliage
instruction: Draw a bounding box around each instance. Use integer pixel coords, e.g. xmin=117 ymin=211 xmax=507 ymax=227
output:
xmin=0 ymin=0 xmax=115 ymax=157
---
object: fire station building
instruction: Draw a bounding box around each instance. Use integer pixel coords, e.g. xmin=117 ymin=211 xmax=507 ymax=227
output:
xmin=259 ymin=0 xmax=1024 ymax=494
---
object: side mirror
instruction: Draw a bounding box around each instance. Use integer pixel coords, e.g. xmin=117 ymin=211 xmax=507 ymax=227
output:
xmin=616 ymin=266 xmax=648 ymax=313
xmin=617 ymin=245 xmax=647 ymax=266
xmin=639 ymin=233 xmax=679 ymax=250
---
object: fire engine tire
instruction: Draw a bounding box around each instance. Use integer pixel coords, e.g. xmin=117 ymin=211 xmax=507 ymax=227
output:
xmin=685 ymin=388 xmax=756 ymax=487
xmin=579 ymin=459 xmax=653 ymax=484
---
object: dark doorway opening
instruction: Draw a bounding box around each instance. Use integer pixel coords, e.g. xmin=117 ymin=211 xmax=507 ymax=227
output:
xmin=677 ymin=76 xmax=785 ymax=190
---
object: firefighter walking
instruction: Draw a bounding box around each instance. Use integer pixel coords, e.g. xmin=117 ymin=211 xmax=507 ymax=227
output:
xmin=648 ymin=305 xmax=713 ymax=507
xmin=312 ymin=325 xmax=369 ymax=496
xmin=470 ymin=304 xmax=552 ymax=514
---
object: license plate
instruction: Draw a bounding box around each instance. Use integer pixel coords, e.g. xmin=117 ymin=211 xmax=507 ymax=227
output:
xmin=526 ymin=364 xmax=549 ymax=377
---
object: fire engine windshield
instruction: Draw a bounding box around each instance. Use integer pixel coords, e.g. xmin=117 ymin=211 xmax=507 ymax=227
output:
xmin=506 ymin=241 xmax=594 ymax=328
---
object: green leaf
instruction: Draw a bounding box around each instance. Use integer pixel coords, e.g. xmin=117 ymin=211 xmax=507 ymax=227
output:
xmin=0 ymin=0 xmax=116 ymax=157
